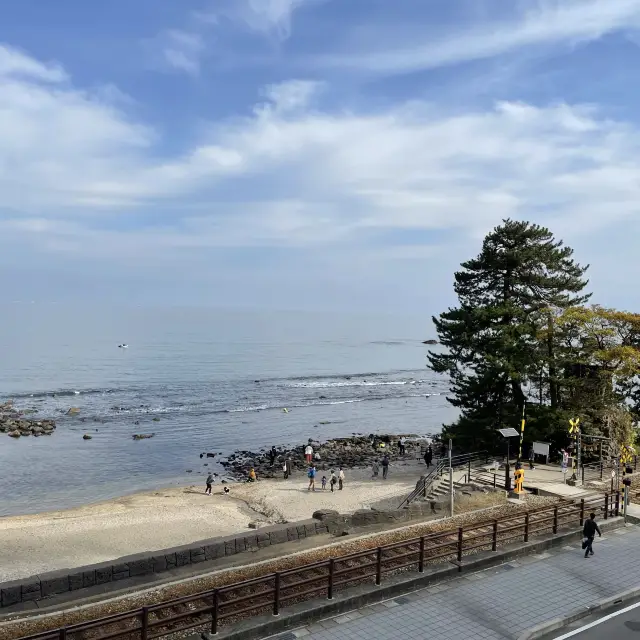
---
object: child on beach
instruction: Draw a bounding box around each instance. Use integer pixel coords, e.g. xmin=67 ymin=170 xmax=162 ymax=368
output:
xmin=372 ymin=460 xmax=379 ymax=478
xmin=321 ymin=475 xmax=327 ymax=490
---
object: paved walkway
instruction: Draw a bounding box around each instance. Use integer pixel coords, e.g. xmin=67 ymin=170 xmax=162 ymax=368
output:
xmin=269 ymin=523 xmax=640 ymax=640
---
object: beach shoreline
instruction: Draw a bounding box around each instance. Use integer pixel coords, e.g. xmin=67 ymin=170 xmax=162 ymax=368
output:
xmin=0 ymin=461 xmax=424 ymax=582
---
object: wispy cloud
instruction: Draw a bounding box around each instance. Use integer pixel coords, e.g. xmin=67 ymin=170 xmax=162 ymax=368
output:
xmin=200 ymin=0 xmax=316 ymax=40
xmin=316 ymin=0 xmax=640 ymax=74
xmin=161 ymin=30 xmax=206 ymax=75
xmin=148 ymin=0 xmax=316 ymax=76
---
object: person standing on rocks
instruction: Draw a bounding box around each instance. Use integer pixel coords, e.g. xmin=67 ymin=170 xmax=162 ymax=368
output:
xmin=205 ymin=473 xmax=214 ymax=495
xmin=338 ymin=467 xmax=345 ymax=490
xmin=284 ymin=457 xmax=292 ymax=480
xmin=399 ymin=436 xmax=406 ymax=456
xmin=382 ymin=454 xmax=390 ymax=479
xmin=307 ymin=465 xmax=317 ymax=491
xmin=305 ymin=443 xmax=314 ymax=464
xmin=269 ymin=446 xmax=277 ymax=466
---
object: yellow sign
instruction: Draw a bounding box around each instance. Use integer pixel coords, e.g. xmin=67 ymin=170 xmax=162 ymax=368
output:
xmin=620 ymin=444 xmax=633 ymax=465
xmin=569 ymin=418 xmax=580 ymax=434
xmin=514 ymin=468 xmax=525 ymax=493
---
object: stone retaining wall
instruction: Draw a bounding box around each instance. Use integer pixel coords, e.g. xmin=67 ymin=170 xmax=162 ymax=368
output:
xmin=0 ymin=519 xmax=330 ymax=609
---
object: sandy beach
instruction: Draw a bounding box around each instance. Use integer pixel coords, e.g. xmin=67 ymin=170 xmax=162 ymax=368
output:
xmin=0 ymin=463 xmax=421 ymax=582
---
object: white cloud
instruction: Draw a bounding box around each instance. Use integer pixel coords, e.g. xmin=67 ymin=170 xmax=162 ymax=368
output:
xmin=2 ymin=46 xmax=640 ymax=269
xmin=0 ymin=44 xmax=67 ymax=82
xmin=316 ymin=0 xmax=640 ymax=74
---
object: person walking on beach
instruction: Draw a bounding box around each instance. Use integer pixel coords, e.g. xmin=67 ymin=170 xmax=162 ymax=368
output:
xmin=338 ymin=468 xmax=345 ymax=490
xmin=329 ymin=469 xmax=337 ymax=492
xmin=205 ymin=473 xmax=214 ymax=495
xmin=399 ymin=436 xmax=406 ymax=456
xmin=425 ymin=445 xmax=433 ymax=468
xmin=305 ymin=443 xmax=314 ymax=464
xmin=382 ymin=454 xmax=390 ymax=479
xmin=372 ymin=459 xmax=379 ymax=478
xmin=582 ymin=512 xmax=601 ymax=557
xmin=307 ymin=465 xmax=316 ymax=491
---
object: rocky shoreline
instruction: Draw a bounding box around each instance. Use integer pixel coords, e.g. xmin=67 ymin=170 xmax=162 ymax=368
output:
xmin=221 ymin=433 xmax=439 ymax=479
xmin=0 ymin=401 xmax=56 ymax=438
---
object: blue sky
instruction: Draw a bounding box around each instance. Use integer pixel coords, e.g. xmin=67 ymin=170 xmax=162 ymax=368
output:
xmin=1 ymin=0 xmax=640 ymax=312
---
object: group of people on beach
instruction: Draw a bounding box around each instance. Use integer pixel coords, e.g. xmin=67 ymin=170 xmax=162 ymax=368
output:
xmin=306 ymin=465 xmax=345 ymax=492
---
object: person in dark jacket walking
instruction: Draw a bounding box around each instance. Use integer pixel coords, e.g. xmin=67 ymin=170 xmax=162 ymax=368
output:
xmin=424 ymin=445 xmax=433 ymax=468
xmin=583 ymin=512 xmax=601 ymax=558
xmin=381 ymin=454 xmax=390 ymax=479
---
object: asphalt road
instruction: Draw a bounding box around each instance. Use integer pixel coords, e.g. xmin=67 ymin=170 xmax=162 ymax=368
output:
xmin=543 ymin=598 xmax=640 ymax=639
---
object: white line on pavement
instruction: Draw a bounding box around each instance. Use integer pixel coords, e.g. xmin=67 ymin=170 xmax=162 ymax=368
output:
xmin=553 ymin=599 xmax=640 ymax=638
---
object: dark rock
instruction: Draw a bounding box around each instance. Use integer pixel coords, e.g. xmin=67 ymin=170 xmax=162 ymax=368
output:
xmin=312 ymin=509 xmax=340 ymax=521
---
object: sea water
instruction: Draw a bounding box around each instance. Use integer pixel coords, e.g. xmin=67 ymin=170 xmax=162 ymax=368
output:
xmin=0 ymin=306 xmax=456 ymax=515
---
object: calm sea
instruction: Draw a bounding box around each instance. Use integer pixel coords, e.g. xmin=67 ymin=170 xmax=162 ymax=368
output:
xmin=0 ymin=306 xmax=456 ymax=516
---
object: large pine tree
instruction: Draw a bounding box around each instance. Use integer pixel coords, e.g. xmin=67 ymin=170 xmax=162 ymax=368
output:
xmin=429 ymin=219 xmax=590 ymax=450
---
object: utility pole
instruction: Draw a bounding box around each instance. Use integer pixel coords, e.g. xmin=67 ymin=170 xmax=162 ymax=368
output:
xmin=577 ymin=432 xmax=582 ymax=485
xmin=449 ymin=439 xmax=454 ymax=517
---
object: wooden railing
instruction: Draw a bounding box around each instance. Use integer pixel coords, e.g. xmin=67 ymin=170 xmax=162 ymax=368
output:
xmin=16 ymin=492 xmax=618 ymax=640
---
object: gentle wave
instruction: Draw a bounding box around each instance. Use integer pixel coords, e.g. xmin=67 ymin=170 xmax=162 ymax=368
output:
xmin=9 ymin=388 xmax=121 ymax=400
xmin=287 ymin=379 xmax=427 ymax=388
xmin=6 ymin=368 xmax=430 ymax=400
xmin=44 ymin=390 xmax=443 ymax=419
xmin=224 ymin=393 xmax=438 ymax=413
xmin=259 ymin=369 xmax=424 ymax=383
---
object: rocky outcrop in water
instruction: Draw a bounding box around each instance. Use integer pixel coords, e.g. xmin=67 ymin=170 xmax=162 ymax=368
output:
xmin=221 ymin=433 xmax=437 ymax=479
xmin=0 ymin=401 xmax=56 ymax=438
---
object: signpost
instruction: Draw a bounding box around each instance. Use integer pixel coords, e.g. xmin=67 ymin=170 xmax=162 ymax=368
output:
xmin=569 ymin=418 xmax=580 ymax=482
xmin=497 ymin=428 xmax=520 ymax=491
xmin=448 ymin=439 xmax=454 ymax=517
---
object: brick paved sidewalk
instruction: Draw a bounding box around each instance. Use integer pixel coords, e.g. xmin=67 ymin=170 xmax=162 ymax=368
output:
xmin=268 ymin=523 xmax=640 ymax=640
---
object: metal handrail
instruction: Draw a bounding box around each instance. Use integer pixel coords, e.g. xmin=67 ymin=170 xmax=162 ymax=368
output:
xmin=397 ymin=450 xmax=489 ymax=509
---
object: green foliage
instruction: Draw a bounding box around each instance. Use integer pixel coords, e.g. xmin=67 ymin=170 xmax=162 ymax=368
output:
xmin=429 ymin=218 xmax=591 ymax=451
